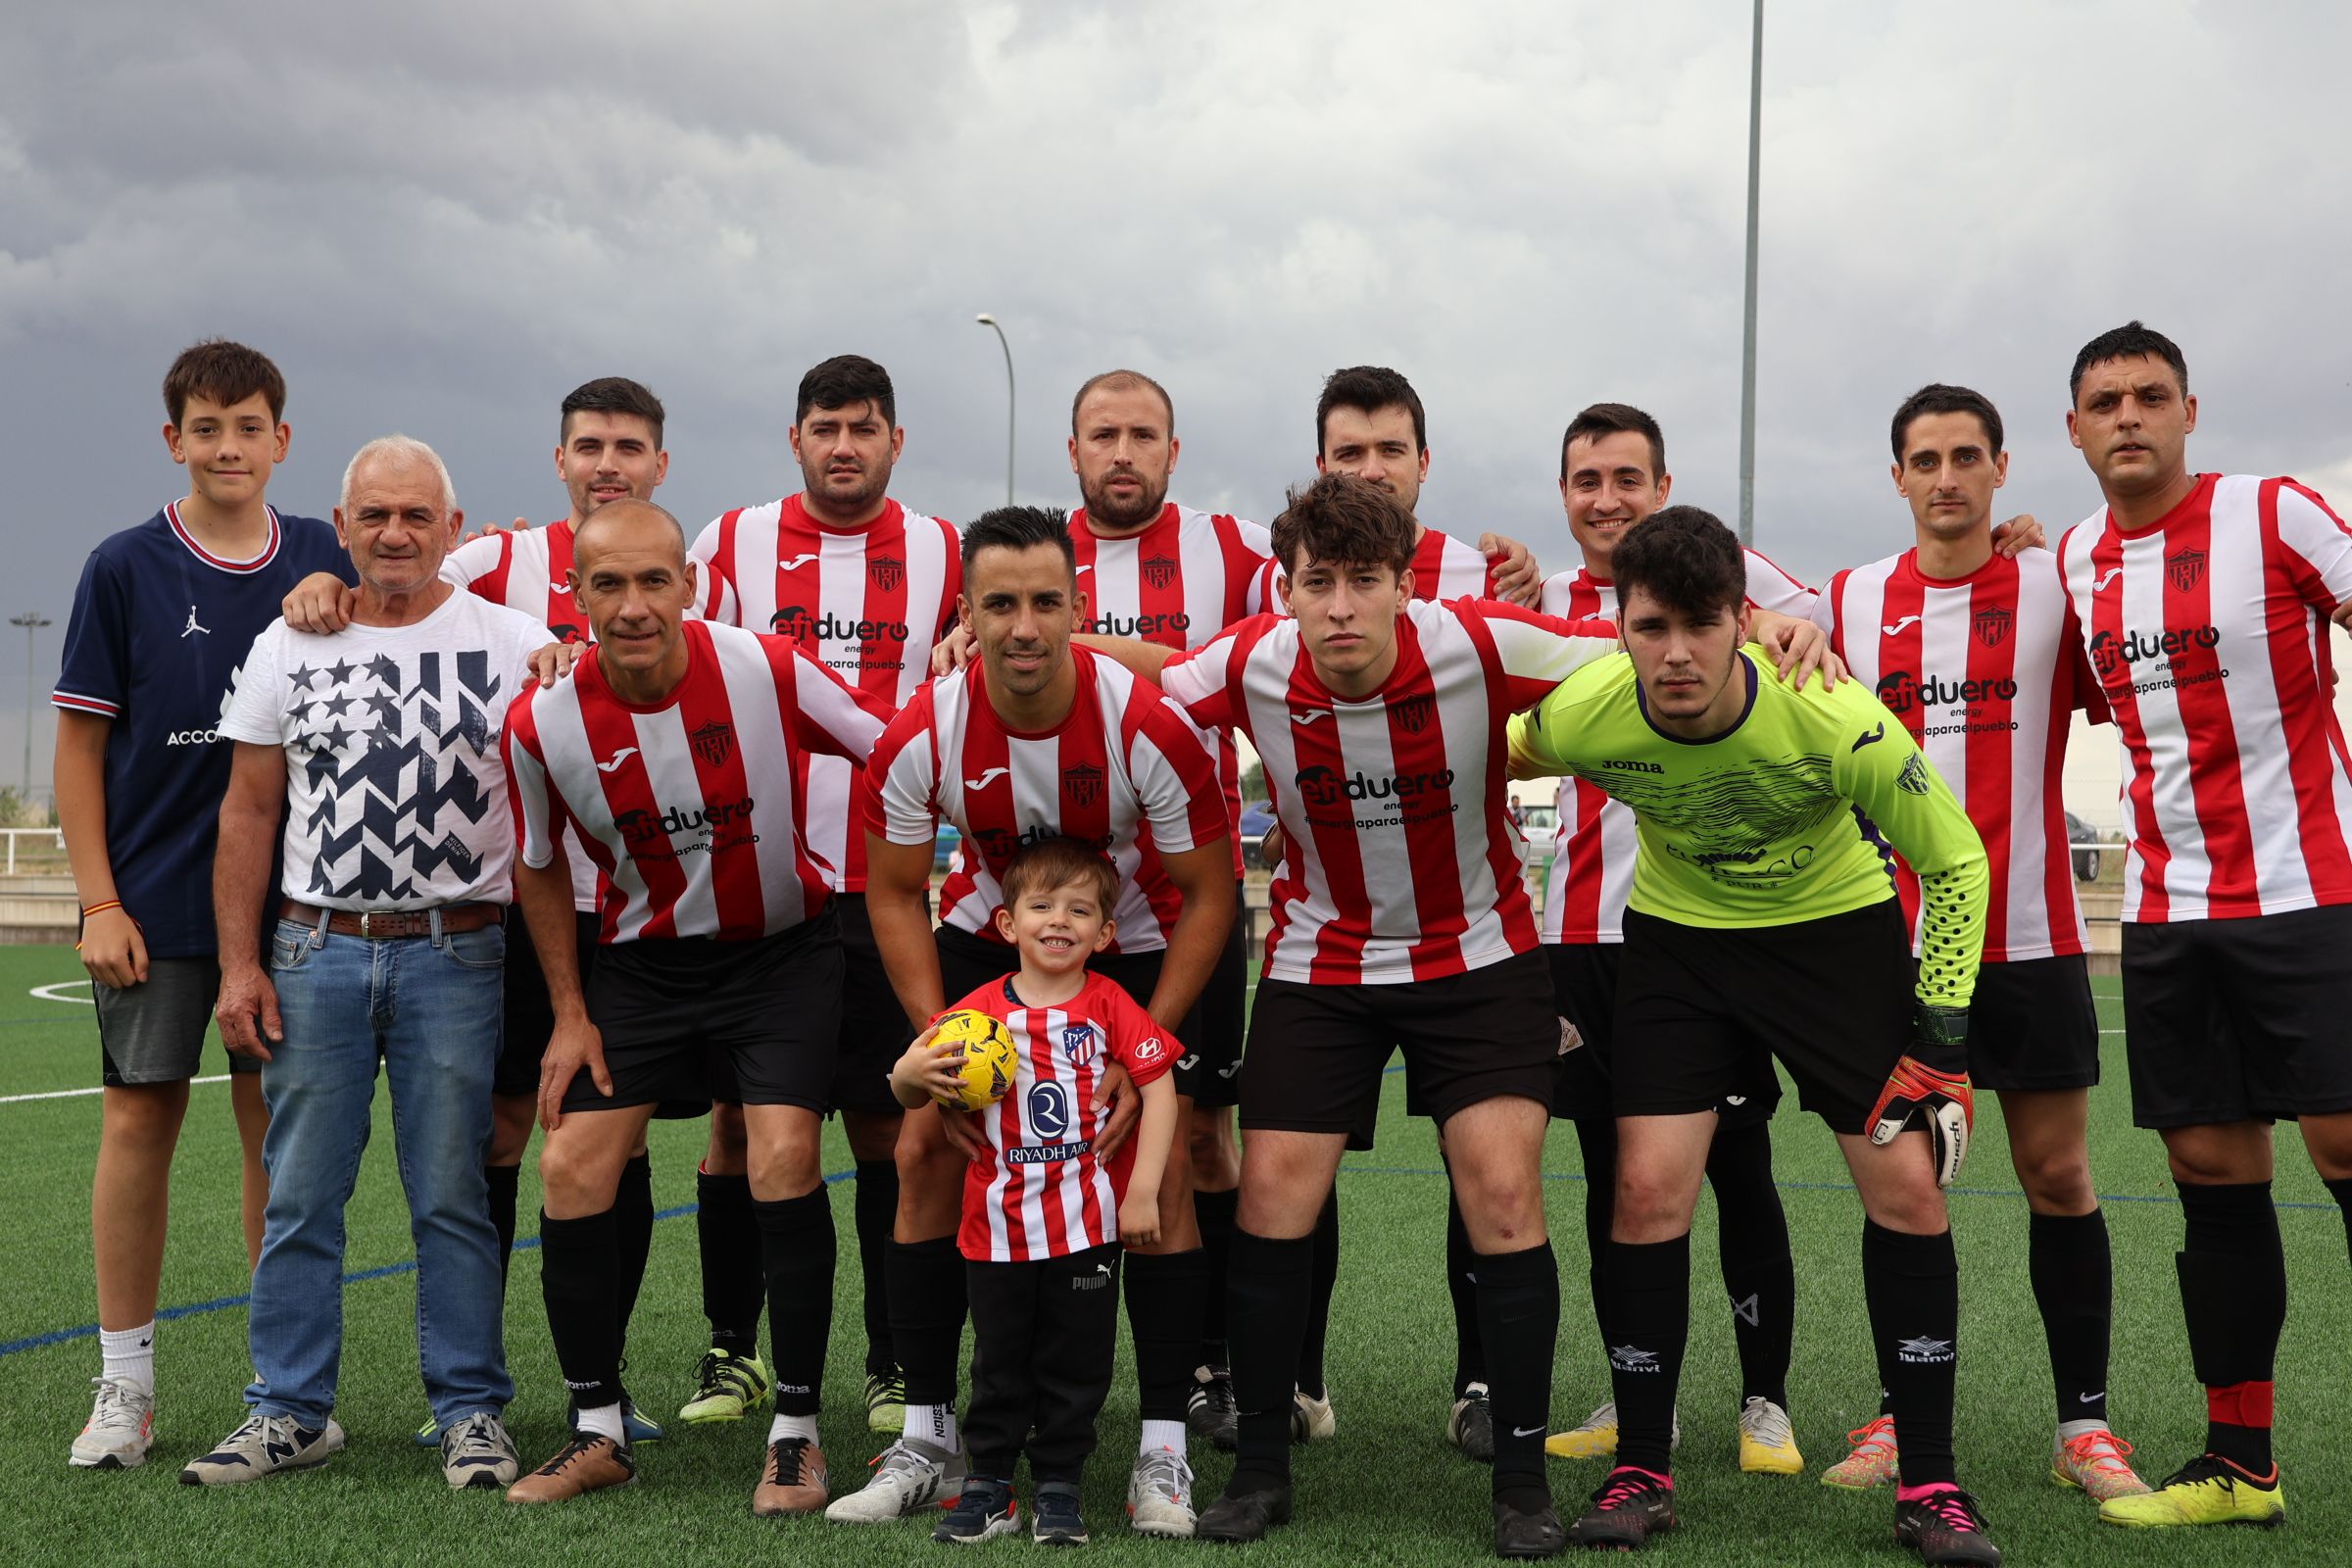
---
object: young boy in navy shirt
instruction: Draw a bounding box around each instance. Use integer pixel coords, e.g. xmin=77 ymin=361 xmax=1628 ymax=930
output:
xmin=890 ymin=836 xmax=1181 ymax=1545
xmin=53 ymin=340 xmax=352 ymax=1470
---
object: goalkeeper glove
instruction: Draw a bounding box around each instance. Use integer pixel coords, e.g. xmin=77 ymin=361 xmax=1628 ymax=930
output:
xmin=1865 ymin=1004 xmax=1974 ymax=1188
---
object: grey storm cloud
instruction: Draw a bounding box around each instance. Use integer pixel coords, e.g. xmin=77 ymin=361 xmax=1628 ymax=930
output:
xmin=3 ymin=0 xmax=2350 ymax=788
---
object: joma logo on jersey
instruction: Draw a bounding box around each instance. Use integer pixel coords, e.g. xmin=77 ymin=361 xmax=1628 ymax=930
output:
xmin=2166 ymin=548 xmax=2206 ymax=593
xmin=2086 ymin=623 xmax=2222 ymax=676
xmin=1971 ymin=607 xmax=2012 ymax=647
xmin=769 ymin=606 xmax=910 ymax=643
xmin=1601 ymin=760 xmax=1664 ymax=774
xmin=612 ymin=798 xmax=757 ymax=843
xmin=1064 ymin=763 xmax=1105 ymax=808
xmin=1085 ymin=611 xmax=1191 ymax=638
xmin=868 ymin=555 xmax=904 ymax=592
xmin=1873 ymin=670 xmax=2019 ymax=715
xmin=1141 ymin=554 xmax=1179 ymax=590
xmin=1294 ymin=763 xmax=1455 ymax=808
xmin=690 ymin=720 xmax=735 ymax=768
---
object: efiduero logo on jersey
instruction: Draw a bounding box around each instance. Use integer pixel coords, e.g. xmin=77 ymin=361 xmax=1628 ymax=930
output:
xmin=1293 ymin=763 xmax=1455 ymax=809
xmin=612 ymin=798 xmax=756 ymax=845
xmin=1872 ymin=669 xmax=2018 ymax=717
xmin=972 ymin=821 xmax=1116 ymax=861
xmin=166 ymin=663 xmax=244 ymax=746
xmin=768 ymin=605 xmax=909 ymax=644
xmin=1085 ymin=610 xmax=1191 ymax=638
xmin=2085 ymin=623 xmax=2222 ymax=678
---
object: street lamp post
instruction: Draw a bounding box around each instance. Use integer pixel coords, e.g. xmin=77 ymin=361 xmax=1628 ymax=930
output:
xmin=975 ymin=313 xmax=1015 ymax=507
xmin=11 ymin=612 xmax=52 ymax=801
xmin=1737 ymin=0 xmax=1764 ymax=546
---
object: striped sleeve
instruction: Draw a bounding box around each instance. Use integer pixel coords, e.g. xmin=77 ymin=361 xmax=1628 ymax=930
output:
xmin=503 ymin=692 xmax=558 ymax=870
xmin=1122 ymin=687 xmax=1229 ymax=855
xmin=2272 ymin=478 xmax=2352 ymax=610
xmin=1156 ymin=616 xmax=1271 ymax=732
xmin=861 ymin=690 xmax=943 ymax=846
xmin=1465 ymin=599 xmax=1620 ymax=708
xmin=774 ymin=637 xmax=892 ymax=762
xmin=688 ymin=514 xmax=742 ymax=627
xmin=1743 ymin=546 xmax=1819 ymax=615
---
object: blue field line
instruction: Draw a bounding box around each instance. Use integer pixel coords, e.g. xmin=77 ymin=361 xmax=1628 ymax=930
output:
xmin=5 ymin=1157 xmax=2339 ymax=1361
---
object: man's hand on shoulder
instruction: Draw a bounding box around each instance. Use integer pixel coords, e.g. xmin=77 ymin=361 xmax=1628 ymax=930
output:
xmin=1479 ymin=532 xmax=1543 ymax=607
xmin=283 ymin=572 xmax=357 ymax=634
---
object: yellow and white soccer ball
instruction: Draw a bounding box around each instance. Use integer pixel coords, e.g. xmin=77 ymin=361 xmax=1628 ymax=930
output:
xmin=931 ymin=1008 xmax=1020 ymax=1111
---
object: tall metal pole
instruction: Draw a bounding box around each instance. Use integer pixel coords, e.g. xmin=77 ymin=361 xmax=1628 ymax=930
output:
xmin=1738 ymin=0 xmax=1764 ymax=546
xmin=976 ymin=314 xmax=1015 ymax=506
xmin=11 ymin=612 xmax=51 ymax=800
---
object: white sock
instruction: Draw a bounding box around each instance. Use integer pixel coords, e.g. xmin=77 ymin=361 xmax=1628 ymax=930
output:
xmin=1139 ymin=1419 xmax=1186 ymax=1456
xmin=768 ymin=1411 xmax=820 ymax=1445
xmin=574 ymin=1401 xmax=626 ymax=1444
xmin=99 ymin=1322 xmax=156 ymax=1395
xmin=906 ymin=1402 xmax=958 ymax=1452
xmin=2056 ymin=1417 xmax=2109 ymax=1445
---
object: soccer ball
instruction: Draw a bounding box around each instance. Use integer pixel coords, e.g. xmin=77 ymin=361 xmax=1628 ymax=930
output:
xmin=931 ymin=1008 xmax=1020 ymax=1111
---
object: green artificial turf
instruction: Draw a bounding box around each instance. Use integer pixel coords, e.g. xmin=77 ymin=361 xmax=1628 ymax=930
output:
xmin=3 ymin=944 xmax=2346 ymax=1564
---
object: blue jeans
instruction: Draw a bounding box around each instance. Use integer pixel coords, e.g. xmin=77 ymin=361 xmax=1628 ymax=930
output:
xmin=244 ymin=913 xmax=513 ymax=1429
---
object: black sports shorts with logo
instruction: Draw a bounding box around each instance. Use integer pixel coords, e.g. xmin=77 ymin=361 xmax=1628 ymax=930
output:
xmin=2121 ymin=903 xmax=2352 ymax=1128
xmin=1244 ymin=947 xmax=1560 ymax=1152
xmin=1967 ymin=953 xmax=2098 ymax=1092
xmin=564 ymin=906 xmax=842 ymax=1113
xmin=1543 ymin=941 xmax=1781 ymax=1127
xmin=1612 ymin=902 xmax=1912 ymax=1134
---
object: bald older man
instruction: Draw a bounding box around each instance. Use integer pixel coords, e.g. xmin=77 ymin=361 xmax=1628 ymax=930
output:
xmin=184 ymin=436 xmax=559 ymax=1492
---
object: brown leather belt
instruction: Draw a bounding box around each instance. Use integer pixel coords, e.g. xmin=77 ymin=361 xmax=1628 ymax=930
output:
xmin=278 ymin=899 xmax=503 ymax=940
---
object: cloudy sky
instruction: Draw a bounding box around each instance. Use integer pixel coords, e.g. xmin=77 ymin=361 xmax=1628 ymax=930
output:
xmin=4 ymin=0 xmax=2348 ymax=802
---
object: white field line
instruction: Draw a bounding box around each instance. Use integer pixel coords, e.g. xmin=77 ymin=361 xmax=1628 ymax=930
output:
xmin=0 ymin=1074 xmax=228 ymax=1105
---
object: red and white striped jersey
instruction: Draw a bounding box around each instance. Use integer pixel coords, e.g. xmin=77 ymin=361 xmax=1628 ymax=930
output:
xmin=2058 ymin=472 xmax=2352 ymax=923
xmin=1408 ymin=527 xmax=1500 ymax=602
xmin=504 ymin=620 xmax=891 ymax=943
xmin=862 ymin=646 xmax=1227 ymax=953
xmin=689 ymin=495 xmax=959 ymax=893
xmin=1815 ymin=548 xmax=2094 ymax=960
xmin=1073 ymin=502 xmax=1274 ymax=872
xmin=1534 ymin=551 xmax=1817 ymax=944
xmin=951 ymin=970 xmax=1176 ymax=1262
xmin=1157 ymin=599 xmax=1618 ymax=984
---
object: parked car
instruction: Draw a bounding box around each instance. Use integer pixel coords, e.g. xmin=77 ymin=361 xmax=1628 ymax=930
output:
xmin=1238 ymin=802 xmax=1277 ymax=868
xmin=2065 ymin=811 xmax=2101 ymax=882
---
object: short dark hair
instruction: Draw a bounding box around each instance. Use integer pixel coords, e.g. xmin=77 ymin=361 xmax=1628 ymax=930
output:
xmin=1070 ymin=368 xmax=1174 ymax=436
xmin=163 ymin=339 xmax=286 ymax=426
xmin=1560 ymin=402 xmax=1666 ymax=483
xmin=2069 ymin=320 xmax=2187 ymax=406
xmin=1269 ymin=472 xmax=1417 ymax=576
xmin=960 ymin=505 xmax=1077 ymax=576
xmin=1001 ymin=835 xmax=1120 ymax=911
xmin=796 ymin=354 xmax=896 ymax=428
xmin=1316 ymin=365 xmax=1426 ymax=455
xmin=1889 ymin=383 xmax=2003 ymax=463
xmin=1610 ymin=506 xmax=1744 ymax=620
xmin=560 ymin=376 xmax=666 ymax=447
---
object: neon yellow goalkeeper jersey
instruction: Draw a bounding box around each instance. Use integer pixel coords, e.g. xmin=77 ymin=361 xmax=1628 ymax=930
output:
xmin=1508 ymin=648 xmax=1988 ymax=1008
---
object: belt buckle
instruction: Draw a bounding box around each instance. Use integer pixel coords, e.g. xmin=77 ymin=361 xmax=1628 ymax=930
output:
xmin=358 ymin=910 xmax=375 ymax=939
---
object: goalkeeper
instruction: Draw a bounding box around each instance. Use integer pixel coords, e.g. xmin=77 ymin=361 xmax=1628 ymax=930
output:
xmin=1506 ymin=507 xmax=1999 ymax=1567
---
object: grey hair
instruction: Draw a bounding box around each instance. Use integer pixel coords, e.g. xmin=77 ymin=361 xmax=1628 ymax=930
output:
xmin=340 ymin=434 xmax=457 ymax=515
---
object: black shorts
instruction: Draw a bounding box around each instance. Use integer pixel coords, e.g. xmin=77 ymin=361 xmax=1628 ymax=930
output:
xmin=1177 ymin=885 xmax=1250 ymax=1109
xmin=1245 ymin=947 xmax=1559 ymax=1151
xmin=1613 ymin=904 xmax=1911 ymax=1135
xmin=2121 ymin=904 xmax=2352 ymax=1128
xmin=1542 ymin=942 xmax=1779 ymax=1127
xmin=566 ymin=909 xmax=843 ymax=1114
xmin=1968 ymin=954 xmax=2099 ymax=1093
xmin=935 ymin=923 xmax=1213 ymax=1100
xmin=829 ymin=894 xmax=918 ymax=1116
xmin=497 ymin=908 xmax=601 ymax=1098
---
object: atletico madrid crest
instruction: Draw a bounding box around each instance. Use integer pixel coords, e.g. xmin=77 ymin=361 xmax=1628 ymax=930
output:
xmin=1971 ymin=607 xmax=2012 ymax=648
xmin=1061 ymin=1022 xmax=1100 ymax=1066
xmin=691 ymin=720 xmax=736 ymax=768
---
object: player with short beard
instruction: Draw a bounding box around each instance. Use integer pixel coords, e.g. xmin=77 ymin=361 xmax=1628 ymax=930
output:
xmin=2055 ymin=323 xmax=2352 ymax=1531
xmin=689 ymin=355 xmax=961 ymax=1438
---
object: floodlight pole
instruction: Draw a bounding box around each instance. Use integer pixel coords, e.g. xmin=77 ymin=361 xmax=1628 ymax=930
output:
xmin=1738 ymin=0 xmax=1763 ymax=546
xmin=976 ymin=314 xmax=1015 ymax=506
xmin=11 ymin=612 xmax=51 ymax=798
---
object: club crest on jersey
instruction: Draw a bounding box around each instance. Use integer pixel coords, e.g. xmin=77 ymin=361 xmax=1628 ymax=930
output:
xmin=2167 ymin=547 xmax=2206 ymax=593
xmin=1060 ymin=1022 xmax=1100 ymax=1066
xmin=868 ymin=555 xmax=904 ymax=592
xmin=1064 ymin=762 xmax=1104 ymax=808
xmin=551 ymin=623 xmax=587 ymax=645
xmin=1971 ymin=607 xmax=2012 ymax=647
xmin=1393 ymin=694 xmax=1436 ymax=736
xmin=1896 ymin=753 xmax=1931 ymax=796
xmin=1142 ymin=553 xmax=1179 ymax=590
xmin=691 ymin=720 xmax=736 ymax=768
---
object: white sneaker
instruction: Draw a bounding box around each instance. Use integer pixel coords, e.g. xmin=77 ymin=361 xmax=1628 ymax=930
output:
xmin=177 ymin=1412 xmax=346 ymax=1486
xmin=1292 ymin=1386 xmax=1336 ymax=1443
xmin=440 ymin=1411 xmax=521 ymax=1490
xmin=1127 ymin=1446 xmax=1197 ymax=1538
xmin=823 ymin=1436 xmax=964 ymax=1523
xmin=69 ymin=1376 xmax=155 ymax=1469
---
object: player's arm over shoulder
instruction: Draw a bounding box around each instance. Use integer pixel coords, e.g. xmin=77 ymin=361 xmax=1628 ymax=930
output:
xmin=1504 ymin=654 xmax=1631 ymax=781
xmin=1818 ymin=677 xmax=1981 ymax=876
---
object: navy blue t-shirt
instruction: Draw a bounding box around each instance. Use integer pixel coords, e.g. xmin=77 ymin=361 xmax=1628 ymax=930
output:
xmin=53 ymin=503 xmax=355 ymax=958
